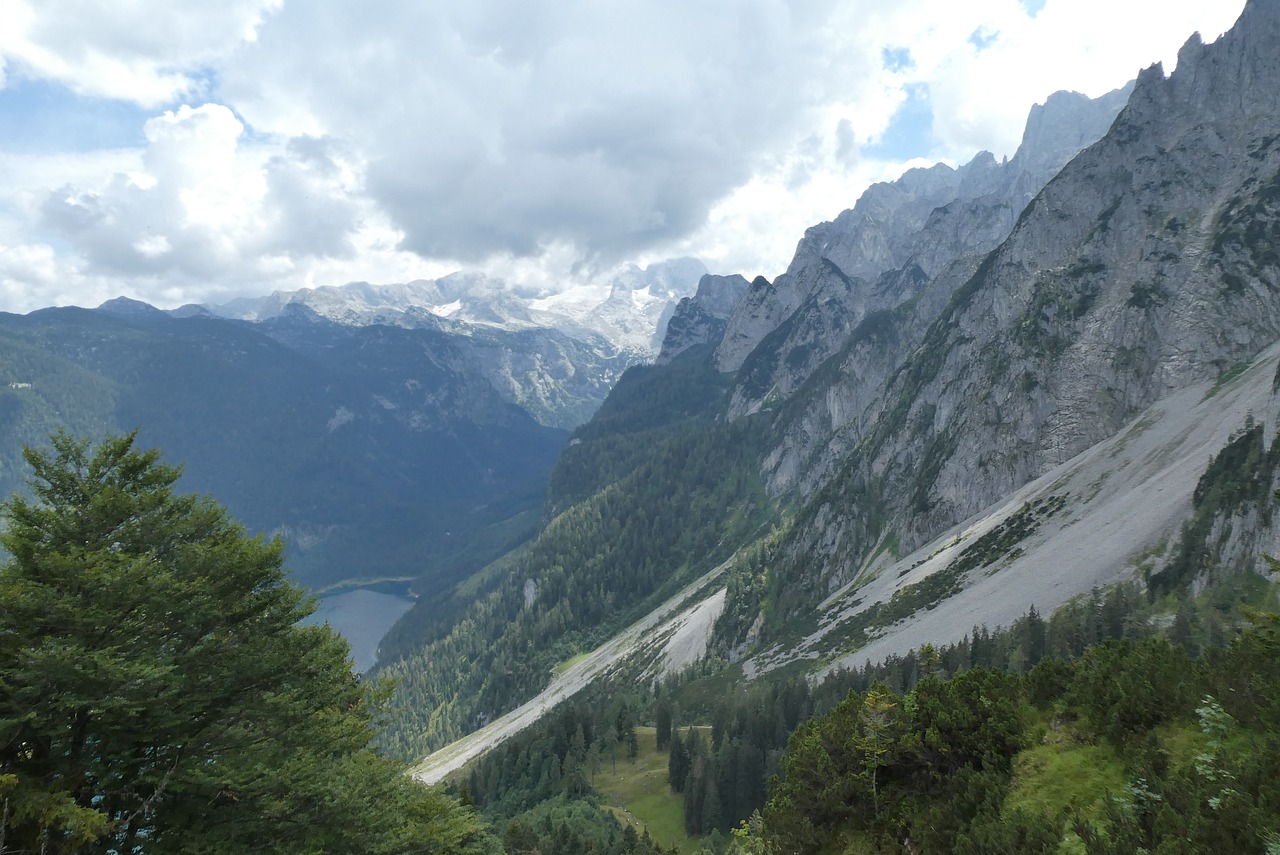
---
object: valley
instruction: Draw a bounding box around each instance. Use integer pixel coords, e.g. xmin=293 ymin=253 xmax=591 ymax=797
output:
xmin=375 ymin=2 xmax=1280 ymax=848
xmin=5 ymin=0 xmax=1280 ymax=851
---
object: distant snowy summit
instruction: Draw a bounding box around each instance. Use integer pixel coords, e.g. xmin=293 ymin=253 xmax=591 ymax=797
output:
xmin=200 ymin=257 xmax=709 ymax=358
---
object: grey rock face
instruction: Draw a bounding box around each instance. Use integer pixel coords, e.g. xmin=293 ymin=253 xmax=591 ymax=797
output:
xmin=656 ymin=273 xmax=751 ymax=364
xmin=713 ymin=83 xmax=1134 ymax=422
xmin=773 ymin=0 xmax=1280 ymax=609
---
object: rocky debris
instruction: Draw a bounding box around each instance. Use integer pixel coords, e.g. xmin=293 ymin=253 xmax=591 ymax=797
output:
xmin=750 ymin=342 xmax=1280 ymax=677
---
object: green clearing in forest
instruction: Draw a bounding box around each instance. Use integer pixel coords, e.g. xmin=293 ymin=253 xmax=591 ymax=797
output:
xmin=1004 ymin=717 xmax=1128 ymax=827
xmin=593 ymin=726 xmax=696 ymax=852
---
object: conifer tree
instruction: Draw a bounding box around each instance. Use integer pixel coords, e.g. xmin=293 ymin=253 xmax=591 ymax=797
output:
xmin=0 ymin=432 xmax=492 ymax=854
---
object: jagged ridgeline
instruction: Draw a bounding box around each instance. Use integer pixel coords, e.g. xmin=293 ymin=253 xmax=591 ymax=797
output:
xmin=390 ymin=0 xmax=1280 ymax=774
xmin=745 ymin=0 xmax=1280 ymax=636
xmin=376 ymin=60 xmax=1142 ymax=759
xmin=373 ymin=345 xmax=777 ymax=759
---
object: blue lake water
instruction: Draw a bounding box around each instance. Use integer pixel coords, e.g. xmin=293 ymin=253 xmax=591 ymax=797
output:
xmin=304 ymin=588 xmax=415 ymax=672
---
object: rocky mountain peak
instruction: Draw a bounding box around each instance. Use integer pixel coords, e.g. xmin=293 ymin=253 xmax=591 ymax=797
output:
xmin=763 ymin=0 xmax=1280 ymax=607
xmin=692 ymin=273 xmax=751 ymax=319
xmin=1120 ymin=1 xmax=1274 ymax=135
xmin=1009 ymin=86 xmax=1134 ymax=183
xmin=655 ymin=273 xmax=751 ymax=364
xmin=710 ymin=81 xmax=1135 ymax=401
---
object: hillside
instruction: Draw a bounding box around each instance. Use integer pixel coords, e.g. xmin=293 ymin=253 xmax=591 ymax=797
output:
xmin=0 ymin=305 xmax=567 ymax=595
xmin=395 ymin=0 xmax=1280 ymax=809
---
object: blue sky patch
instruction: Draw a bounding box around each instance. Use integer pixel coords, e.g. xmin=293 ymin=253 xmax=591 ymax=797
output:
xmin=865 ymin=83 xmax=933 ymax=161
xmin=1019 ymin=0 xmax=1048 ymax=17
xmin=881 ymin=46 xmax=914 ymax=73
xmin=968 ymin=27 xmax=999 ymax=51
xmin=0 ymin=79 xmax=151 ymax=153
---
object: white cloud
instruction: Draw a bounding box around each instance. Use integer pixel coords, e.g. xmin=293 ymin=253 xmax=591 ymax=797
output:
xmin=0 ymin=0 xmax=1253 ymax=311
xmin=0 ymin=0 xmax=282 ymax=105
xmin=219 ymin=0 xmax=890 ymax=269
xmin=882 ymin=0 xmax=1246 ymax=160
xmin=23 ymin=103 xmax=373 ymax=306
xmin=684 ymin=0 xmax=1247 ymax=277
xmin=132 ymin=234 xmax=171 ymax=258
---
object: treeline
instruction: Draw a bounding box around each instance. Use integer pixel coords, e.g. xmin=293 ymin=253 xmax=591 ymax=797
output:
xmin=464 ymin=697 xmax=645 ymax=818
xmin=423 ymin=564 xmax=1275 ymax=853
xmin=668 ymin=566 xmax=1274 ymax=842
xmin=498 ymin=796 xmax=672 ymax=855
xmin=744 ymin=612 xmax=1280 ymax=853
xmin=409 ymin=407 xmax=1280 ymax=848
xmin=458 ymin=691 xmax=676 ymax=855
xmin=669 ymin=417 xmax=1280 ymax=842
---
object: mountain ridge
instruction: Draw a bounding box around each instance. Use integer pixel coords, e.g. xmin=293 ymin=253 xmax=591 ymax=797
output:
xmin=391 ymin=0 xmax=1280 ymax=781
xmin=201 ymin=257 xmax=707 ymax=359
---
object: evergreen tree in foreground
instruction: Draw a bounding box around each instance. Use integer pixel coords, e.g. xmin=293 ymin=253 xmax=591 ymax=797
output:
xmin=0 ymin=432 xmax=494 ymax=854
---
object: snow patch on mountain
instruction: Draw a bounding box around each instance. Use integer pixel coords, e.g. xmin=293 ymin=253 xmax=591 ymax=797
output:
xmin=203 ymin=258 xmax=708 ymax=358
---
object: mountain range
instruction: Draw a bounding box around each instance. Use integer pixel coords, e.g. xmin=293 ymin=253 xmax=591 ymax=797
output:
xmin=382 ymin=0 xmax=1280 ymax=782
xmin=0 ymin=258 xmax=709 ymax=614
xmin=4 ymin=0 xmax=1278 ymax=788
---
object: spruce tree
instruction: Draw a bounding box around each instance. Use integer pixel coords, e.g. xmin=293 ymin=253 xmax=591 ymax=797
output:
xmin=0 ymin=432 xmax=492 ymax=854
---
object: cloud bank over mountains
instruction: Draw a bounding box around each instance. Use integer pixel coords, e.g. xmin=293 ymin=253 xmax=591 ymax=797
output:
xmin=0 ymin=0 xmax=1247 ymax=312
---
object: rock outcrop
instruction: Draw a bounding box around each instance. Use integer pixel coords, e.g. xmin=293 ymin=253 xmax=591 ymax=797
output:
xmin=655 ymin=273 xmax=751 ymax=364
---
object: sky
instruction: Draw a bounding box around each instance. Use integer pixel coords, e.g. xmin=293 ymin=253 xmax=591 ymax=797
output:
xmin=0 ymin=0 xmax=1248 ymax=313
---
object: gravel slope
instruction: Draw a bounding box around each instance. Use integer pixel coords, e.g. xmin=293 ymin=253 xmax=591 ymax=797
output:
xmin=412 ymin=563 xmax=730 ymax=784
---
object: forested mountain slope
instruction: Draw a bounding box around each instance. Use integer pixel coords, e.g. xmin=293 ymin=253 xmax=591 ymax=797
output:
xmin=377 ymin=61 xmax=1138 ymax=761
xmin=395 ymin=0 xmax=1280 ymax=785
xmin=374 ymin=346 xmax=776 ymax=758
xmin=0 ymin=304 xmax=567 ymax=592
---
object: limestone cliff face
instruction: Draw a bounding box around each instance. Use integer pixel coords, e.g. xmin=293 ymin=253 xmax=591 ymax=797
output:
xmin=655 ymin=274 xmax=751 ymax=364
xmin=713 ymin=85 xmax=1133 ymax=418
xmin=772 ymin=0 xmax=1280 ymax=607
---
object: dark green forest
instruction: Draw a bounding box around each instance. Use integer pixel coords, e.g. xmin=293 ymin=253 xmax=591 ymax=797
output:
xmin=374 ymin=349 xmax=777 ymax=759
xmin=5 ymin=419 xmax=1280 ymax=854
xmin=7 ymin=332 xmax=1280 ymax=854
xmin=425 ymin=408 xmax=1280 ymax=854
xmin=0 ymin=307 xmax=569 ymax=593
xmin=441 ymin=570 xmax=1280 ymax=854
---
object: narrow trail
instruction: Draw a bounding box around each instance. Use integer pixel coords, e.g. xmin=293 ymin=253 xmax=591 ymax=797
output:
xmin=411 ymin=559 xmax=732 ymax=785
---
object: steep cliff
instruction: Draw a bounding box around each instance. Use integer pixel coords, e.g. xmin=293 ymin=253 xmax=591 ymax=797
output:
xmin=767 ymin=0 xmax=1280 ymax=612
xmin=713 ymin=84 xmax=1133 ymax=420
xmin=655 ymin=273 xmax=751 ymax=364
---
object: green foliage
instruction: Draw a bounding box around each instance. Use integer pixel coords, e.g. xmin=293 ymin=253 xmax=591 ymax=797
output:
xmin=0 ymin=432 xmax=494 ymax=854
xmin=761 ymin=668 xmax=1030 ymax=853
xmin=949 ymin=495 xmax=1067 ymax=577
xmin=548 ymin=345 xmax=732 ymax=511
xmin=500 ymin=794 xmax=672 ymax=855
xmin=376 ymin=382 xmax=772 ymax=759
xmin=1068 ymin=638 xmax=1197 ymax=745
xmin=748 ymin=611 xmax=1280 ymax=855
xmin=452 ymin=692 xmax=680 ymax=854
xmin=1152 ymin=421 xmax=1280 ymax=594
